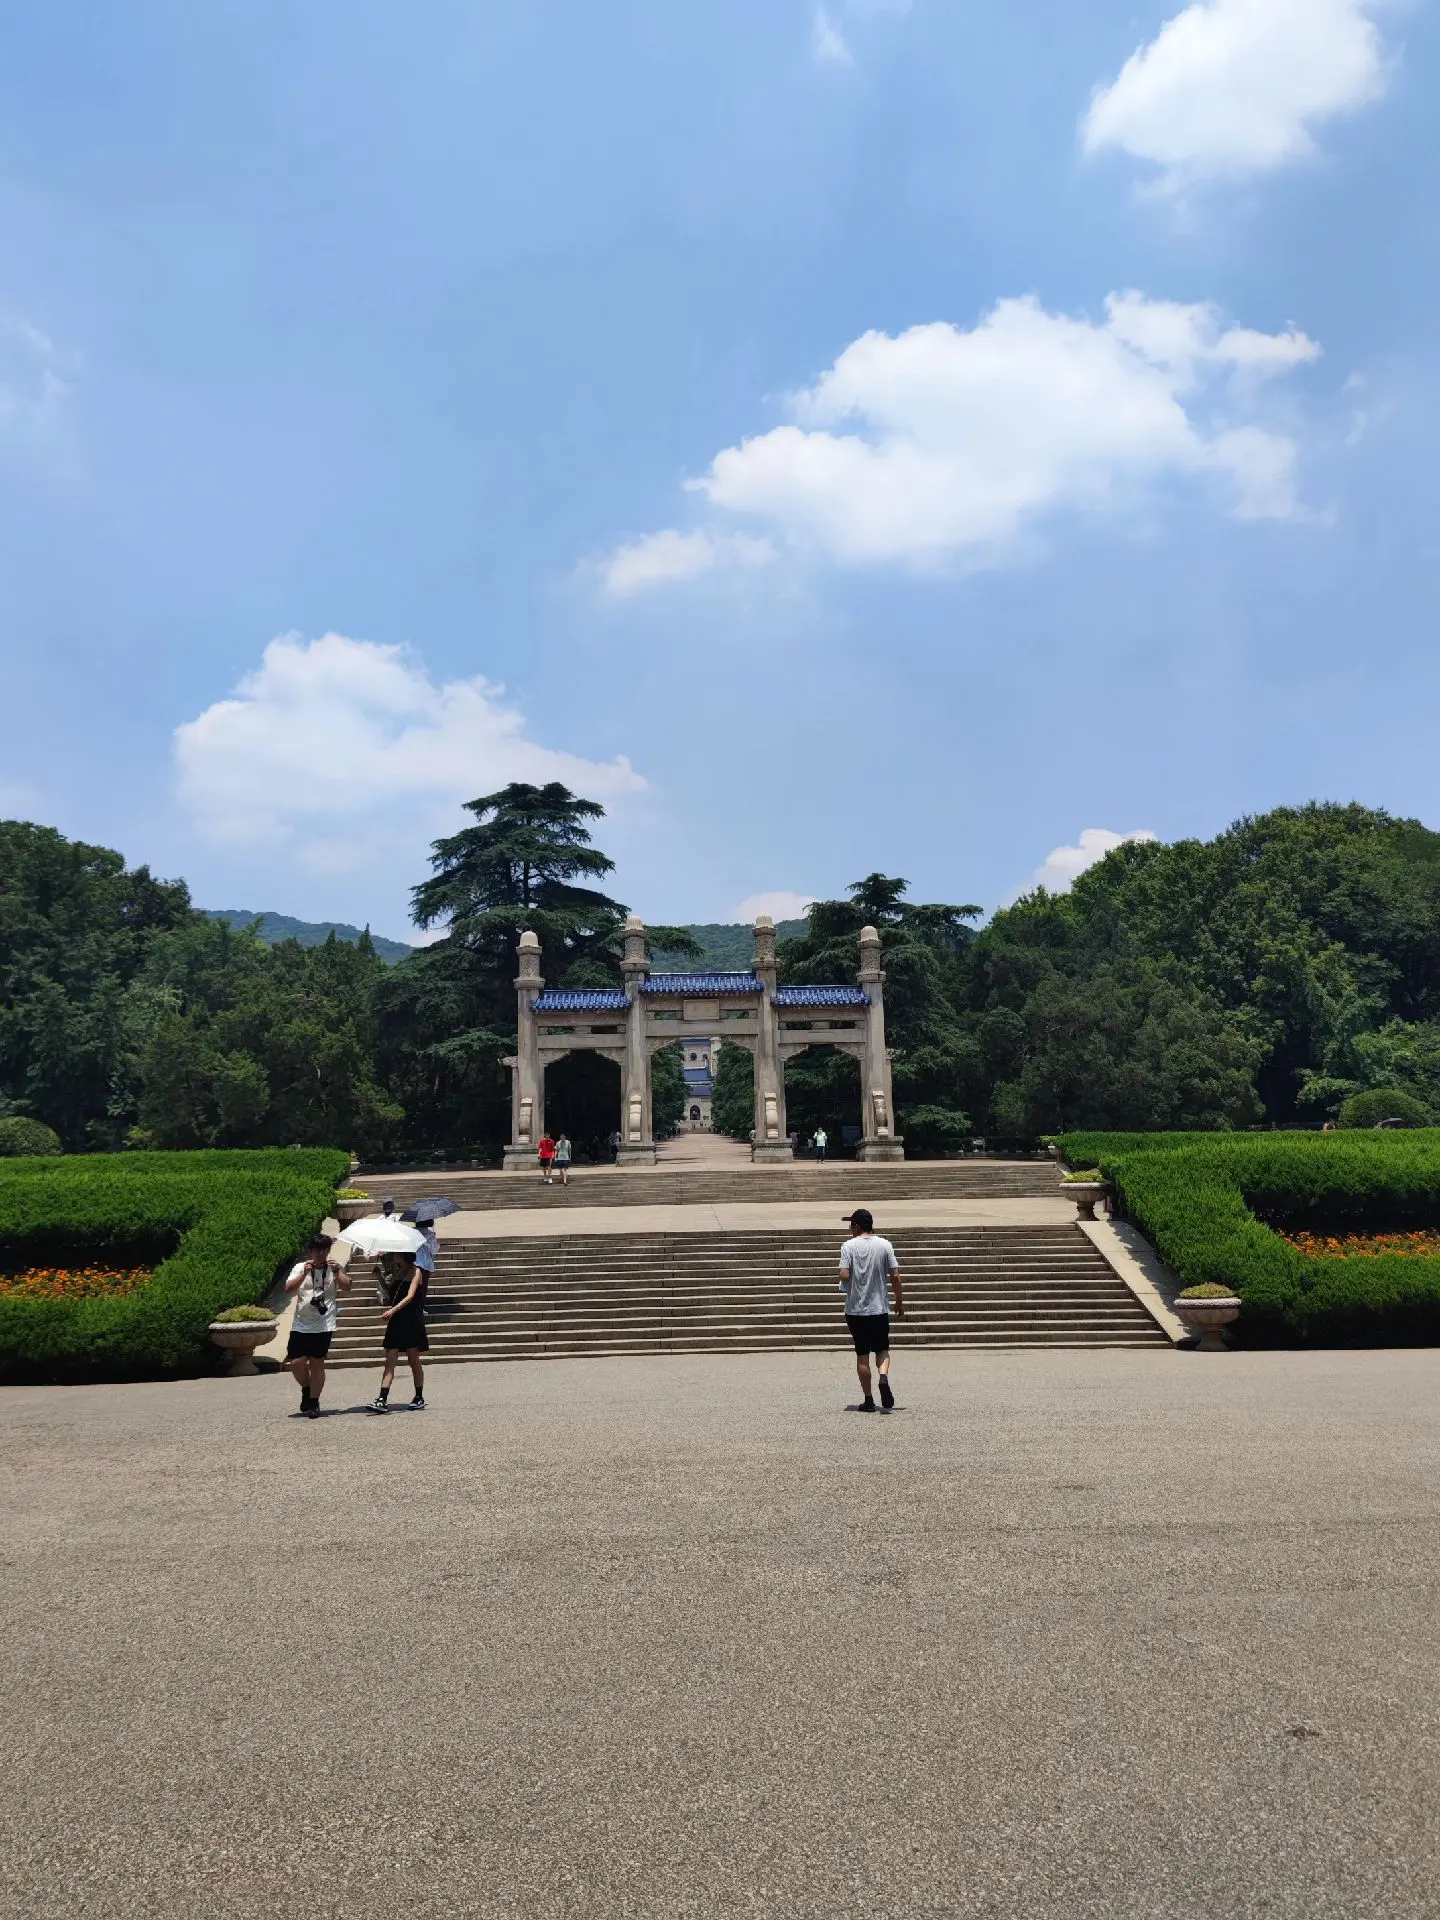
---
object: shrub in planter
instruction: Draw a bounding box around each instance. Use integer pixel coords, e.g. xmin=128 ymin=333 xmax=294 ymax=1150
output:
xmin=1338 ymin=1088 xmax=1431 ymax=1130
xmin=0 ymin=1117 xmax=62 ymax=1157
xmin=213 ymin=1304 xmax=277 ymax=1323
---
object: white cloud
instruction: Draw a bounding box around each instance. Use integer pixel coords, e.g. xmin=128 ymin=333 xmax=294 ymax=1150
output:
xmin=613 ymin=292 xmax=1318 ymax=581
xmin=1082 ymin=0 xmax=1390 ymax=187
xmin=813 ymin=7 xmax=855 ymax=65
xmin=0 ymin=313 xmax=74 ymax=467
xmin=1028 ymin=828 xmax=1159 ymax=895
xmin=601 ymin=527 xmax=776 ymax=597
xmin=733 ymin=890 xmax=818 ymax=923
xmin=175 ymin=632 xmax=644 ymax=873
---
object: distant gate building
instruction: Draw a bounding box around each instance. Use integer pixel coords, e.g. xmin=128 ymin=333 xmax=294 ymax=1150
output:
xmin=503 ymin=914 xmax=903 ymax=1167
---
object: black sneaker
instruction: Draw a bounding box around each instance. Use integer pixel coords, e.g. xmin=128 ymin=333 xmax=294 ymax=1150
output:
xmin=878 ymin=1377 xmax=894 ymax=1410
xmin=369 ymin=1396 xmax=389 ymax=1415
xmin=858 ymin=1397 xmax=877 ymax=1413
xmin=409 ymin=1395 xmax=426 ymax=1411
xmin=305 ymin=1401 xmax=322 ymax=1419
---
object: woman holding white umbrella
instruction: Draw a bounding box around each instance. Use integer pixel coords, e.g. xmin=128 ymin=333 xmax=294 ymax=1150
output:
xmin=338 ymin=1216 xmax=430 ymax=1413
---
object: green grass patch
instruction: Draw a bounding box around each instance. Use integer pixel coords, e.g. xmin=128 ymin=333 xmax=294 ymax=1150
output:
xmin=0 ymin=1148 xmax=348 ymax=1383
xmin=1053 ymin=1130 xmax=1440 ymax=1346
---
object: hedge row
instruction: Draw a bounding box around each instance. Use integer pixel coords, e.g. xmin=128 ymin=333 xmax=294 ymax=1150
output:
xmin=1055 ymin=1130 xmax=1440 ymax=1345
xmin=0 ymin=1148 xmax=349 ymax=1383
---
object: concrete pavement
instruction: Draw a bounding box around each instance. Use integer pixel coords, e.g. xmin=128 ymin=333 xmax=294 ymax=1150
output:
xmin=4 ymin=1347 xmax=1440 ymax=1916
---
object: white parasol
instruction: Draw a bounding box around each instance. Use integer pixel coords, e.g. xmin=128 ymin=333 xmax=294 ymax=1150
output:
xmin=338 ymin=1216 xmax=426 ymax=1257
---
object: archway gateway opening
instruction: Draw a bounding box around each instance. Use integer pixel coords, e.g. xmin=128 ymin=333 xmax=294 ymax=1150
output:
xmin=781 ymin=1044 xmax=863 ymax=1156
xmin=540 ymin=1051 xmax=619 ymax=1165
xmin=503 ymin=916 xmax=903 ymax=1168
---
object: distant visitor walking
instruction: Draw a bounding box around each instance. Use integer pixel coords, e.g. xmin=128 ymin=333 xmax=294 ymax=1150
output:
xmin=553 ymin=1132 xmax=573 ymax=1186
xmin=813 ymin=1128 xmax=828 ymax=1162
xmin=838 ymin=1208 xmax=902 ymax=1412
xmin=370 ymin=1251 xmax=428 ymax=1413
xmin=538 ymin=1133 xmax=556 ymax=1183
xmin=285 ymin=1233 xmax=351 ymax=1419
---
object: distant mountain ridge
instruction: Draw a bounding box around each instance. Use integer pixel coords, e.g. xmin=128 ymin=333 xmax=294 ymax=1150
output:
xmin=200 ymin=912 xmax=809 ymax=970
xmin=653 ymin=920 xmax=809 ymax=970
xmin=201 ymin=910 xmax=416 ymax=965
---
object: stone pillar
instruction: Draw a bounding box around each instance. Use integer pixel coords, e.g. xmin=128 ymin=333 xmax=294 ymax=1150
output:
xmin=502 ymin=930 xmax=545 ymax=1171
xmin=617 ymin=914 xmax=656 ymax=1166
xmin=855 ymin=923 xmax=905 ymax=1163
xmin=750 ymin=913 xmax=793 ymax=1162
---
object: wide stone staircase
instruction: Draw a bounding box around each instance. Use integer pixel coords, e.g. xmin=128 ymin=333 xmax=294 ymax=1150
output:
xmin=325 ymin=1224 xmax=1169 ymax=1366
xmin=349 ymin=1160 xmax=1061 ymax=1213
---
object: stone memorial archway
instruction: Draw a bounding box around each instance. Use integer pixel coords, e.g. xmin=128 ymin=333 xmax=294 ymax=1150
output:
xmin=502 ymin=914 xmax=903 ymax=1167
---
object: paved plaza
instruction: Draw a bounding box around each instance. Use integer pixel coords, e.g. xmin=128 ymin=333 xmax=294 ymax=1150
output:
xmin=4 ymin=1347 xmax=1440 ymax=1917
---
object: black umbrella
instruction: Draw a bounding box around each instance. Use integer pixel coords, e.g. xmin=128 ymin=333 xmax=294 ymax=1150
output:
xmin=400 ymin=1196 xmax=460 ymax=1223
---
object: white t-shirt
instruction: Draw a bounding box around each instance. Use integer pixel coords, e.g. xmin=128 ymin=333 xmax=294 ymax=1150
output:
xmin=838 ymin=1235 xmax=897 ymax=1317
xmin=289 ymin=1260 xmax=342 ymax=1334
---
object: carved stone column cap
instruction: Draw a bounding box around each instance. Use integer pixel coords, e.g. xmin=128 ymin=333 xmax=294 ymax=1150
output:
xmin=624 ymin=913 xmax=645 ymax=932
xmin=515 ymin=928 xmax=544 ymax=991
xmin=858 ymin=923 xmax=883 ymax=981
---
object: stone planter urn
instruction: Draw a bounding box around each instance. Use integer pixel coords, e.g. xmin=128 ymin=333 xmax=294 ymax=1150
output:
xmin=1064 ymin=1181 xmax=1108 ymax=1221
xmin=209 ymin=1318 xmax=279 ymax=1375
xmin=1172 ymin=1294 xmax=1241 ymax=1352
xmin=333 ymin=1196 xmax=374 ymax=1229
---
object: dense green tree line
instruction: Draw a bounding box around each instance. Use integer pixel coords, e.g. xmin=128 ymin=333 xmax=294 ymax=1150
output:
xmin=0 ymin=787 xmax=697 ymax=1159
xmin=4 ymin=799 xmax=1439 ymax=1158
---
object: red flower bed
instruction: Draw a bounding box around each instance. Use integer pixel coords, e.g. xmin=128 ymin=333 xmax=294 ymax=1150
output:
xmin=0 ymin=1266 xmax=152 ymax=1301
xmin=1283 ymin=1230 xmax=1440 ymax=1260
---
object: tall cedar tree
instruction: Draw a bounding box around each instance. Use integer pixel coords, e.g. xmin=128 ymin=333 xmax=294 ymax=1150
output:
xmin=375 ymin=783 xmax=699 ymax=1156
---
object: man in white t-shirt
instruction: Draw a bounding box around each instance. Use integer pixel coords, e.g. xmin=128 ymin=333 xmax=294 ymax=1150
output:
xmin=284 ymin=1233 xmax=352 ymax=1419
xmin=838 ymin=1208 xmax=902 ymax=1411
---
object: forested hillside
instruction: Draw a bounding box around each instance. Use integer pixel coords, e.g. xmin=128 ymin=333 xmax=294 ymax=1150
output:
xmin=4 ymin=799 xmax=1438 ymax=1157
xmin=202 ymin=910 xmax=414 ymax=964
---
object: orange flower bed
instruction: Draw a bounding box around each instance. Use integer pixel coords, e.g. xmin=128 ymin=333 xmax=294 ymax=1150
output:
xmin=1283 ymin=1230 xmax=1440 ymax=1260
xmin=0 ymin=1266 xmax=152 ymax=1301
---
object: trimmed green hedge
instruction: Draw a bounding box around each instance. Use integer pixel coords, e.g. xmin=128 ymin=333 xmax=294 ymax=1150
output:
xmin=1055 ymin=1130 xmax=1440 ymax=1345
xmin=0 ymin=1148 xmax=348 ymax=1383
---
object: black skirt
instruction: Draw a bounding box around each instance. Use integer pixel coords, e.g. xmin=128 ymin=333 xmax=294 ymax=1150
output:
xmin=383 ymin=1304 xmax=429 ymax=1352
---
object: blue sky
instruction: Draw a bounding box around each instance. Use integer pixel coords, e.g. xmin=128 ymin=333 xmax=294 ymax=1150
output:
xmin=1 ymin=0 xmax=1435 ymax=941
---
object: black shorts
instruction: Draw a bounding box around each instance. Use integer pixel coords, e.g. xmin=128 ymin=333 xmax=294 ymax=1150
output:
xmin=287 ymin=1330 xmax=332 ymax=1360
xmin=846 ymin=1312 xmax=890 ymax=1357
xmin=383 ymin=1306 xmax=429 ymax=1352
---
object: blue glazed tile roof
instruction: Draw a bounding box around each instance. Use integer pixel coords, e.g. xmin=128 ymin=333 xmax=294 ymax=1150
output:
xmin=532 ymin=990 xmax=631 ymax=1012
xmin=640 ymin=972 xmax=762 ymax=995
xmin=773 ymin=984 xmax=869 ymax=1007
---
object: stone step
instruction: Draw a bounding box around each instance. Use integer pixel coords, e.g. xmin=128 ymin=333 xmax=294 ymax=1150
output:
xmin=317 ymin=1221 xmax=1167 ymax=1365
xmin=328 ymin=1330 xmax=1167 ymax=1365
xmin=349 ymin=1161 xmax=1061 ymax=1211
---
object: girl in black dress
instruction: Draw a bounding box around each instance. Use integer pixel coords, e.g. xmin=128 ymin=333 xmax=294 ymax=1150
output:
xmin=370 ymin=1251 xmax=428 ymax=1412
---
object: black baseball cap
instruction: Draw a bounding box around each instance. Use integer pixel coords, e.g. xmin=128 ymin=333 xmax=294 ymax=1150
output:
xmin=843 ymin=1208 xmax=874 ymax=1231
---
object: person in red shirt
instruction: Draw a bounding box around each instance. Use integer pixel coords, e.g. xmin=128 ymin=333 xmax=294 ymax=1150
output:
xmin=537 ymin=1133 xmax=556 ymax=1183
